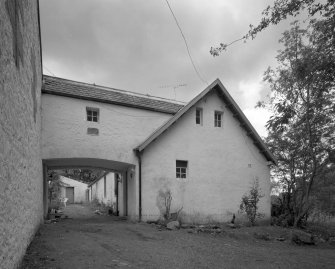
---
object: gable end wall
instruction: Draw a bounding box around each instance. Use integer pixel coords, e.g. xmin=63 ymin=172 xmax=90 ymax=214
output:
xmin=140 ymin=91 xmax=271 ymax=223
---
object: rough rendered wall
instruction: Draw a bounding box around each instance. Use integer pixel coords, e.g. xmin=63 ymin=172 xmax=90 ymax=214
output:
xmin=141 ymin=91 xmax=271 ymax=223
xmin=0 ymin=1 xmax=43 ymax=268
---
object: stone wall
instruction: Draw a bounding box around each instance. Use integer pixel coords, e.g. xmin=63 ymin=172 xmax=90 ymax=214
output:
xmin=0 ymin=1 xmax=43 ymax=268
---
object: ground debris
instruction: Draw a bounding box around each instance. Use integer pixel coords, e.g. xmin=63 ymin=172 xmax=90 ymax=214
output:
xmin=290 ymin=230 xmax=315 ymax=245
xmin=94 ymin=209 xmax=103 ymax=215
xmin=166 ymin=220 xmax=180 ymax=230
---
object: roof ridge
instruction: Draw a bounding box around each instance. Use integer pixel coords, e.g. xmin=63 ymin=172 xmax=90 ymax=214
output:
xmin=135 ymin=79 xmax=277 ymax=165
xmin=43 ymin=75 xmax=186 ymax=105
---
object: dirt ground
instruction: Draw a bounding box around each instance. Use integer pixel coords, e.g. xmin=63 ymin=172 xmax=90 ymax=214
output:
xmin=21 ymin=204 xmax=335 ymax=269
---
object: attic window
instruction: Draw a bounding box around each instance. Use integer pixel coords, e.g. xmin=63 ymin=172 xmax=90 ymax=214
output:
xmin=176 ymin=160 xmax=188 ymax=178
xmin=196 ymin=108 xmax=203 ymax=125
xmin=214 ymin=111 xmax=223 ymax=127
xmin=87 ymin=107 xmax=99 ymax=122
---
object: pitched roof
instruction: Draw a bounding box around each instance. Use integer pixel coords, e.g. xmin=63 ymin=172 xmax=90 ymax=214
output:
xmin=42 ymin=75 xmax=184 ymax=114
xmin=135 ymin=79 xmax=277 ymax=164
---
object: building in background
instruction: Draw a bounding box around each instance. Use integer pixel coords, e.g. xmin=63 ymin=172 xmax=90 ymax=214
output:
xmin=59 ymin=176 xmax=88 ymax=204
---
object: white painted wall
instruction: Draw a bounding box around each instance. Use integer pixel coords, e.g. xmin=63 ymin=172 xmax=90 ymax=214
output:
xmin=42 ymin=94 xmax=173 ymax=219
xmin=42 ymin=89 xmax=272 ymax=223
xmin=89 ymin=173 xmax=116 ymax=207
xmin=41 ymin=94 xmax=171 ymax=165
xmin=60 ymin=176 xmax=88 ymax=203
xmin=141 ymin=91 xmax=271 ymax=223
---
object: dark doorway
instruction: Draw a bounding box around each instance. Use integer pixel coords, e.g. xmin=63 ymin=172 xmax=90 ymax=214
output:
xmin=66 ymin=187 xmax=74 ymax=204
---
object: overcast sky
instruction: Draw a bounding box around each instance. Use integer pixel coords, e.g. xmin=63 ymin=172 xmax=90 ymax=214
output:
xmin=40 ymin=0 xmax=295 ymax=137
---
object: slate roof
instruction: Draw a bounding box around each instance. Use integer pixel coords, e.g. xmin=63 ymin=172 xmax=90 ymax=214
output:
xmin=42 ymin=75 xmax=184 ymax=114
xmin=135 ymin=79 xmax=277 ymax=164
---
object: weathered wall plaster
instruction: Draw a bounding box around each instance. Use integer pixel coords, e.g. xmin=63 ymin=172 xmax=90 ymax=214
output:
xmin=0 ymin=1 xmax=43 ymax=268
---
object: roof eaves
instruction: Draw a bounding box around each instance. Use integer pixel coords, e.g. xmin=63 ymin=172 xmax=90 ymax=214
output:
xmin=135 ymin=79 xmax=277 ymax=165
xmin=214 ymin=80 xmax=277 ymax=164
xmin=134 ymin=79 xmax=220 ymax=152
xmin=87 ymin=171 xmax=110 ymax=187
xmin=42 ymin=88 xmax=181 ymax=115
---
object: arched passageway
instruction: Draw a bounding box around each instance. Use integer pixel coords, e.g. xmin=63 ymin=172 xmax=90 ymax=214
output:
xmin=43 ymin=158 xmax=137 ymax=220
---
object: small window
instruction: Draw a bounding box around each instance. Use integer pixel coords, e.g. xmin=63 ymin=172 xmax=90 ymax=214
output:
xmin=196 ymin=108 xmax=203 ymax=125
xmin=176 ymin=160 xmax=188 ymax=178
xmin=86 ymin=107 xmax=99 ymax=122
xmin=214 ymin=111 xmax=223 ymax=127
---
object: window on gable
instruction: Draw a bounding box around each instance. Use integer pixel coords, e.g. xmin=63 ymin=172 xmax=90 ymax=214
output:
xmin=86 ymin=107 xmax=99 ymax=122
xmin=214 ymin=111 xmax=223 ymax=127
xmin=176 ymin=160 xmax=188 ymax=178
xmin=196 ymin=108 xmax=203 ymax=125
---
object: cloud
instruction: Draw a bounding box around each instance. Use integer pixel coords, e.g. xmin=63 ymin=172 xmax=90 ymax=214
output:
xmin=39 ymin=0 xmax=294 ymax=129
xmin=243 ymin=107 xmax=271 ymax=137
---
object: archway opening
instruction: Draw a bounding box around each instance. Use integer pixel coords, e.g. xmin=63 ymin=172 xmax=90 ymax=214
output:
xmin=43 ymin=158 xmax=136 ymax=220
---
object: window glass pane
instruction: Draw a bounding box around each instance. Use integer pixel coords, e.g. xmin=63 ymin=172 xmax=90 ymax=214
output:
xmin=214 ymin=112 xmax=223 ymax=127
xmin=176 ymin=160 xmax=187 ymax=168
xmin=196 ymin=108 xmax=202 ymax=125
xmin=176 ymin=160 xmax=187 ymax=178
xmin=87 ymin=107 xmax=99 ymax=122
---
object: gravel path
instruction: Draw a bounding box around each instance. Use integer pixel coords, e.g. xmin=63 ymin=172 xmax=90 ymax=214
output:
xmin=21 ymin=204 xmax=335 ymax=269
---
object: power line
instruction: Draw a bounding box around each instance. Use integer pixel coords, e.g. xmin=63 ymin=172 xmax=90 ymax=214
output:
xmin=164 ymin=0 xmax=208 ymax=86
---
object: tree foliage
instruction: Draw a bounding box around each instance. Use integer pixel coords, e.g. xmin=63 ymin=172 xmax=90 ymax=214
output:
xmin=309 ymin=165 xmax=335 ymax=220
xmin=51 ymin=168 xmax=107 ymax=184
xmin=261 ymin=20 xmax=335 ymax=227
xmin=47 ymin=171 xmax=62 ymax=203
xmin=210 ymin=0 xmax=335 ymax=55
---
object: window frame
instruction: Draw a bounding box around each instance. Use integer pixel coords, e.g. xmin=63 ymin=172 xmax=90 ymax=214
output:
xmin=176 ymin=160 xmax=188 ymax=179
xmin=195 ymin=107 xmax=203 ymax=125
xmin=214 ymin=111 xmax=223 ymax=127
xmin=86 ymin=107 xmax=99 ymax=122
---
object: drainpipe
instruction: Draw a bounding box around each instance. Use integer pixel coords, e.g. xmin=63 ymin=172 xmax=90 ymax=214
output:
xmin=136 ymin=150 xmax=142 ymax=222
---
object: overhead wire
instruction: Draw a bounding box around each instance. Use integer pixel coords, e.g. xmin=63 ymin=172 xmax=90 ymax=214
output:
xmin=164 ymin=0 xmax=208 ymax=86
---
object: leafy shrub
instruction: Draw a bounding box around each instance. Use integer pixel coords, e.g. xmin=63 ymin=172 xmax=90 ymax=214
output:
xmin=239 ymin=178 xmax=264 ymax=225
